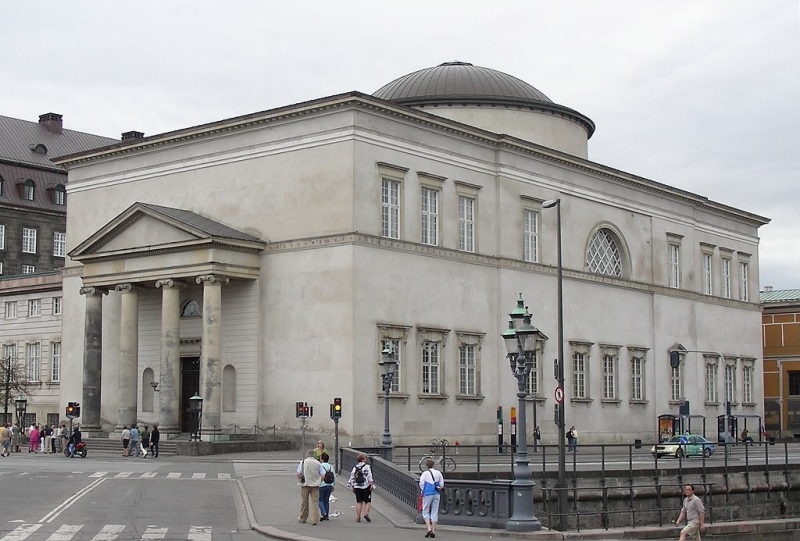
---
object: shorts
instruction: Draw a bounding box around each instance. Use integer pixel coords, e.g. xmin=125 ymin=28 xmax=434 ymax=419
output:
xmin=123 ymin=439 xmax=130 ymax=449
xmin=681 ymin=521 xmax=701 ymax=540
xmin=354 ymin=487 xmax=372 ymax=503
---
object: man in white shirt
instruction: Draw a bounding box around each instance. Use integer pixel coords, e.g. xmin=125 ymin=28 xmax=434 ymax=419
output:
xmin=296 ymin=449 xmax=326 ymax=525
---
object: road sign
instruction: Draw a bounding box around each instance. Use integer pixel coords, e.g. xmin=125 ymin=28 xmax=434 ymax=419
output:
xmin=554 ymin=386 xmax=564 ymax=403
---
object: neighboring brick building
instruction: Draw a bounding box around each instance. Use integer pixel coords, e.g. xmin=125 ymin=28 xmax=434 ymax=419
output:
xmin=762 ymin=288 xmax=800 ymax=439
xmin=0 ymin=113 xmax=117 ymax=277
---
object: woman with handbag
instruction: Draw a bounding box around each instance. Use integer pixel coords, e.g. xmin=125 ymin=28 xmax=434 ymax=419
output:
xmin=419 ymin=458 xmax=444 ymax=538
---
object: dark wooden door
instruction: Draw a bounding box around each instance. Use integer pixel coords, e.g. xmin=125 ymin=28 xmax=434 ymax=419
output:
xmin=181 ymin=357 xmax=200 ymax=432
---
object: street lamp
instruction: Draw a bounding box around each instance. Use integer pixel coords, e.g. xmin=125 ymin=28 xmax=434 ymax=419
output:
xmin=15 ymin=395 xmax=27 ymax=428
xmin=189 ymin=394 xmax=203 ymax=442
xmin=379 ymin=343 xmax=397 ymax=461
xmin=542 ymin=198 xmax=568 ymax=530
xmin=501 ymin=295 xmax=543 ymax=531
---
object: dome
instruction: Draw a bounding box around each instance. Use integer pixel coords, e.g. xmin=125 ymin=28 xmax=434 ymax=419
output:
xmin=373 ymin=61 xmax=595 ymax=142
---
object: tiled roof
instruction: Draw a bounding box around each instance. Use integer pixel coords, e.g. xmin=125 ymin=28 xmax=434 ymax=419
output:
xmin=0 ymin=114 xmax=117 ymax=171
xmin=0 ymin=162 xmax=67 ymax=213
xmin=760 ymin=289 xmax=800 ymax=303
xmin=138 ymin=203 xmax=264 ymax=243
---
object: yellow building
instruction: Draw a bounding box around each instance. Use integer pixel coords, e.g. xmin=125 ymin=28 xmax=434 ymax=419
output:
xmin=762 ymin=288 xmax=800 ymax=439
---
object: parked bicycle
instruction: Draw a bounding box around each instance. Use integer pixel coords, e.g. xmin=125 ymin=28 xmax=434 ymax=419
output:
xmin=418 ymin=438 xmax=457 ymax=472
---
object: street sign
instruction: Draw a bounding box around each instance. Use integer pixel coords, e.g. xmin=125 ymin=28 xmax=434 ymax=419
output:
xmin=554 ymin=386 xmax=564 ymax=403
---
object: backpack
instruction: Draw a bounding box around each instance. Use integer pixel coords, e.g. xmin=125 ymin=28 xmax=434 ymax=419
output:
xmin=323 ymin=465 xmax=335 ymax=484
xmin=354 ymin=463 xmax=366 ymax=484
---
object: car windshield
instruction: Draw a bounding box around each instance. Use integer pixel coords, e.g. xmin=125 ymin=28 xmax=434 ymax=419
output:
xmin=666 ymin=436 xmax=686 ymax=443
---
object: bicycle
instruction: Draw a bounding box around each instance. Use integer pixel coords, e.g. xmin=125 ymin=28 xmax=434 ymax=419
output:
xmin=418 ymin=438 xmax=457 ymax=472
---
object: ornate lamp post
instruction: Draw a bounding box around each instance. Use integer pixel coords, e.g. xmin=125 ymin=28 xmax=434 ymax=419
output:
xmin=501 ymin=295 xmax=542 ymax=531
xmin=379 ymin=344 xmax=397 ymax=461
xmin=189 ymin=394 xmax=203 ymax=442
xmin=15 ymin=395 xmax=27 ymax=427
xmin=542 ymin=198 xmax=568 ymax=530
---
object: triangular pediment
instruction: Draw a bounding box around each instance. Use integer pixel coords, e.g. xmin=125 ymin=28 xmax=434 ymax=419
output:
xmin=70 ymin=202 xmax=265 ymax=261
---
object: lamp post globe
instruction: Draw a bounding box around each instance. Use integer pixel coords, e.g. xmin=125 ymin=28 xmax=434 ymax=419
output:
xmin=379 ymin=344 xmax=397 ymax=461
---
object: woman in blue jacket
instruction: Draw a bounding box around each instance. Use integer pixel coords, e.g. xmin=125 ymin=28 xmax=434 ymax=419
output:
xmin=419 ymin=459 xmax=444 ymax=538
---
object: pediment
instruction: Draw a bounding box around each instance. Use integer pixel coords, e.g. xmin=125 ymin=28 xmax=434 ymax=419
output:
xmin=70 ymin=202 xmax=265 ymax=261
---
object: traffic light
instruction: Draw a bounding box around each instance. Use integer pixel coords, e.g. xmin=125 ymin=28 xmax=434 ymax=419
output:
xmin=669 ymin=350 xmax=680 ymax=368
xmin=74 ymin=403 xmax=80 ymax=418
xmin=303 ymin=404 xmax=310 ymax=418
xmin=333 ymin=397 xmax=342 ymax=419
xmin=66 ymin=402 xmax=79 ymax=419
xmin=296 ymin=401 xmax=304 ymax=418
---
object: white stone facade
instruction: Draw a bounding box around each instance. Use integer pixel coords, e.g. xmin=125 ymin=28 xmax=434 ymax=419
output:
xmin=53 ymin=90 xmax=767 ymax=445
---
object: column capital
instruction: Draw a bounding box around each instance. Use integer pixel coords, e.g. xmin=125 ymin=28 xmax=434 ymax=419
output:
xmin=196 ymin=275 xmax=230 ymax=286
xmin=115 ymin=283 xmax=142 ymax=293
xmin=80 ymin=286 xmax=108 ymax=297
xmin=155 ymin=279 xmax=187 ymax=290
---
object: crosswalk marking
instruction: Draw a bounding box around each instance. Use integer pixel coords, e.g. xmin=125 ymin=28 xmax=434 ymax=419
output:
xmin=0 ymin=524 xmax=42 ymax=541
xmin=166 ymin=472 xmax=181 ymax=479
xmin=187 ymin=526 xmax=212 ymax=541
xmin=89 ymin=472 xmax=107 ymax=478
xmin=47 ymin=525 xmax=82 ymax=541
xmin=217 ymin=473 xmax=231 ymax=480
xmin=140 ymin=472 xmax=157 ymax=478
xmin=191 ymin=473 xmax=206 ymax=479
xmin=141 ymin=527 xmax=168 ymax=540
xmin=90 ymin=525 xmax=125 ymax=541
xmin=114 ymin=472 xmax=132 ymax=478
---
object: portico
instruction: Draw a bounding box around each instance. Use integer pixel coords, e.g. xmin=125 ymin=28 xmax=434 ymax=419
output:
xmin=69 ymin=203 xmax=265 ymax=433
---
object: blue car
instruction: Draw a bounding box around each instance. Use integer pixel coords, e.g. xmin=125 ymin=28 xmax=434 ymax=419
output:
xmin=650 ymin=435 xmax=715 ymax=458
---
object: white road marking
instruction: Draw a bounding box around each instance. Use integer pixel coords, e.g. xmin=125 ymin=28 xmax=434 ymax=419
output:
xmin=90 ymin=525 xmax=125 ymax=541
xmin=140 ymin=472 xmax=157 ymax=478
xmin=188 ymin=526 xmax=212 ymax=541
xmin=166 ymin=472 xmax=181 ymax=479
xmin=114 ymin=472 xmax=132 ymax=478
xmin=141 ymin=527 xmax=168 ymax=540
xmin=217 ymin=473 xmax=231 ymax=480
xmin=89 ymin=472 xmax=107 ymax=478
xmin=47 ymin=524 xmax=82 ymax=541
xmin=0 ymin=524 xmax=42 ymax=541
xmin=191 ymin=473 xmax=206 ymax=479
xmin=39 ymin=478 xmax=107 ymax=523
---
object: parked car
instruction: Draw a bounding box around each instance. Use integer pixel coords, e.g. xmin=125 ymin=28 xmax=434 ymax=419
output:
xmin=650 ymin=435 xmax=715 ymax=458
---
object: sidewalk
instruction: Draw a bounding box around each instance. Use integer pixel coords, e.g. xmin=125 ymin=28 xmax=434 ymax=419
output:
xmin=227 ymin=450 xmax=791 ymax=541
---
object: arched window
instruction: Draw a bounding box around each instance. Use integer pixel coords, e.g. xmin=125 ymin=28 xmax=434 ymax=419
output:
xmin=223 ymin=365 xmax=236 ymax=412
xmin=54 ymin=184 xmax=66 ymax=205
xmin=180 ymin=300 xmax=201 ymax=318
xmin=142 ymin=368 xmax=155 ymax=412
xmin=23 ymin=179 xmax=35 ymax=201
xmin=587 ymin=228 xmax=623 ymax=277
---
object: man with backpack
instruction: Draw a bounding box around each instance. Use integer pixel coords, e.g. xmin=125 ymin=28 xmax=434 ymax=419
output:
xmin=318 ymin=452 xmax=335 ymax=521
xmin=347 ymin=454 xmax=374 ymax=523
xmin=296 ymin=449 xmax=326 ymax=525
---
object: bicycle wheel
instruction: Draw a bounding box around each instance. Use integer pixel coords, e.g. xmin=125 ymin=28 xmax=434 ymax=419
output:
xmin=419 ymin=455 xmax=434 ymax=471
xmin=442 ymin=457 xmax=457 ymax=472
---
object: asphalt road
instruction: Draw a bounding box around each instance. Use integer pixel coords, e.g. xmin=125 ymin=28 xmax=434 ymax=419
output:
xmin=0 ymin=453 xmax=261 ymax=541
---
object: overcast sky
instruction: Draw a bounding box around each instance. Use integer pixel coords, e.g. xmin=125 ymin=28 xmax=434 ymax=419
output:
xmin=2 ymin=1 xmax=797 ymax=290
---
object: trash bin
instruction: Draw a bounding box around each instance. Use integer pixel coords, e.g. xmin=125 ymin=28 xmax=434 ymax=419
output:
xmin=769 ymin=437 xmax=776 ymax=446
xmin=634 ymin=439 xmax=642 ymax=449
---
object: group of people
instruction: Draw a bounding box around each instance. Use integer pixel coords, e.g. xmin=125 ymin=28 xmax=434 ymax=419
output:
xmin=121 ymin=424 xmax=160 ymax=457
xmin=0 ymin=422 xmax=72 ymax=455
xmin=294 ymin=440 xmax=445 ymax=537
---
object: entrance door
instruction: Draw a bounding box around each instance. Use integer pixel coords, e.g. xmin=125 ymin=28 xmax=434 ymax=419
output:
xmin=181 ymin=357 xmax=200 ymax=432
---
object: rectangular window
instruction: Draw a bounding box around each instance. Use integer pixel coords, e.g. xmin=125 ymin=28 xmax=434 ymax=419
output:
xmin=669 ymin=244 xmax=680 ymax=288
xmin=381 ymin=338 xmax=401 ymax=393
xmin=23 ymin=183 xmax=34 ymax=201
xmin=722 ymin=258 xmax=732 ymax=298
xmin=5 ymin=301 xmax=17 ymax=319
xmin=671 ymin=364 xmax=683 ymax=401
xmin=459 ymin=344 xmax=476 ymax=395
xmin=0 ymin=262 xmax=3 ymax=275
xmin=3 ymin=344 xmax=16 ymax=362
xmin=54 ymin=231 xmax=66 ymax=258
xmin=421 ymin=341 xmax=440 ymax=394
xmin=523 ymin=209 xmax=538 ymax=263
xmin=51 ymin=342 xmax=61 ymax=382
xmin=790 ymin=371 xmax=800 ymax=396
xmin=742 ymin=365 xmax=753 ymax=403
xmin=421 ymin=187 xmax=439 ymax=246
xmin=0 ymin=224 xmax=5 ymax=250
xmin=525 ymin=351 xmax=539 ymax=396
xmin=381 ymin=179 xmax=400 ymax=239
xmin=603 ymin=354 xmax=616 ymax=399
xmin=458 ymin=196 xmax=475 ymax=252
xmin=22 ymin=265 xmax=35 ymax=274
xmin=53 ymin=297 xmax=62 ymax=315
xmin=739 ymin=262 xmax=749 ymax=301
xmin=572 ymin=352 xmax=586 ymax=399
xmin=22 ymin=228 xmax=37 ymax=253
xmin=28 ymin=299 xmax=41 ymax=317
xmin=27 ymin=342 xmax=41 ymax=382
xmin=54 ymin=189 xmax=65 ymax=206
xmin=702 ymin=253 xmax=713 ymax=295
xmin=631 ymin=357 xmax=644 ymax=401
xmin=705 ymin=362 xmax=717 ymax=403
xmin=725 ymin=364 xmax=736 ymax=403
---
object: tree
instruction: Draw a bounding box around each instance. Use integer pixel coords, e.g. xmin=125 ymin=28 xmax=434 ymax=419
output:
xmin=0 ymin=355 xmax=29 ymax=424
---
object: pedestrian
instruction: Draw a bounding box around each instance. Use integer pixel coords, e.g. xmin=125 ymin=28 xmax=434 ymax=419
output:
xmin=741 ymin=429 xmax=754 ymax=445
xmin=127 ymin=425 xmax=140 ymax=457
xmin=121 ymin=425 xmax=131 ymax=456
xmin=41 ymin=424 xmax=51 ymax=453
xmin=28 ymin=424 xmax=39 ymax=453
xmin=58 ymin=424 xmax=68 ymax=453
xmin=419 ymin=458 xmax=444 ymax=538
xmin=318 ymin=452 xmax=335 ymax=521
xmin=0 ymin=424 xmax=11 ymax=457
xmin=313 ymin=440 xmax=328 ymax=461
xmin=675 ymin=484 xmax=705 ymax=541
xmin=534 ymin=425 xmax=541 ymax=449
xmin=296 ymin=448 xmax=325 ymax=525
xmin=567 ymin=425 xmax=578 ymax=453
xmin=67 ymin=426 xmax=82 ymax=457
xmin=150 ymin=425 xmax=160 ymax=458
xmin=51 ymin=425 xmax=58 ymax=453
xmin=140 ymin=425 xmax=150 ymax=457
xmin=347 ymin=453 xmax=375 ymax=523
xmin=11 ymin=423 xmax=21 ymax=453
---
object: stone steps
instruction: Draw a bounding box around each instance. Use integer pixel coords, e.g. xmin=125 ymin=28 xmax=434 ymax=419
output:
xmin=85 ymin=437 xmax=179 ymax=456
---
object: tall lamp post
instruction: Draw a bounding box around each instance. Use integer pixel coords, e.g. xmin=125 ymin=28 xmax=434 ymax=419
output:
xmin=379 ymin=344 xmax=397 ymax=461
xmin=501 ymin=295 xmax=543 ymax=531
xmin=15 ymin=395 xmax=27 ymax=428
xmin=189 ymin=394 xmax=203 ymax=442
xmin=542 ymin=198 xmax=567 ymax=530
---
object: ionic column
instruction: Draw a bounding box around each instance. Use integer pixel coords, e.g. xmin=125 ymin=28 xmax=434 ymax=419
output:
xmin=196 ymin=274 xmax=229 ymax=432
xmin=155 ymin=279 xmax=185 ymax=434
xmin=80 ymin=286 xmax=108 ymax=432
xmin=115 ymin=284 xmax=139 ymax=430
